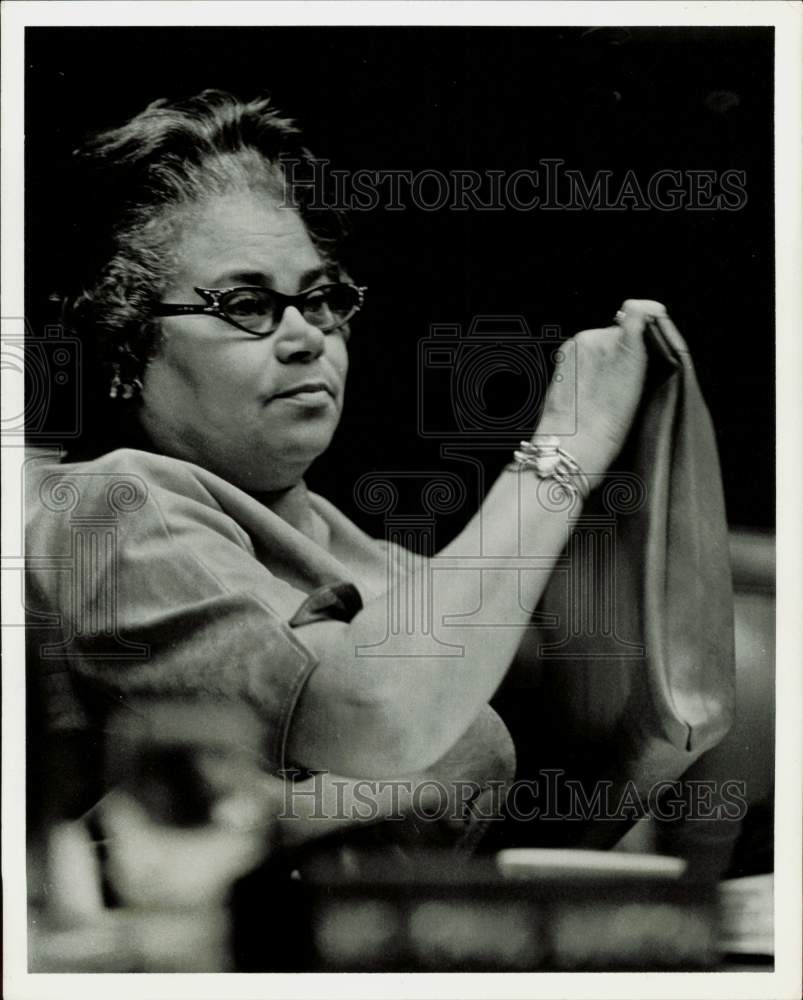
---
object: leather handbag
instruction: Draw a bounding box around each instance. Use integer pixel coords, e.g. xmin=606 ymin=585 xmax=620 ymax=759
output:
xmin=494 ymin=313 xmax=736 ymax=848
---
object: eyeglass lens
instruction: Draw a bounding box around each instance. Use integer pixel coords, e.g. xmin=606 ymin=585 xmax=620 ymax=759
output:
xmin=222 ymin=285 xmax=359 ymax=334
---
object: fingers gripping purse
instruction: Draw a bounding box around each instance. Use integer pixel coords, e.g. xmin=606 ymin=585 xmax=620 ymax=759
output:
xmin=494 ymin=314 xmax=736 ymax=848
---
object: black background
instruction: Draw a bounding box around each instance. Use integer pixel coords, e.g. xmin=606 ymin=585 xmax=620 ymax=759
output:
xmin=25 ymin=26 xmax=774 ymax=538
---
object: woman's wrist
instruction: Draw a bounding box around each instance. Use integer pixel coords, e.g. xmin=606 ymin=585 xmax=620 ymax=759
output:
xmin=529 ymin=429 xmax=605 ymax=488
xmin=510 ymin=436 xmax=591 ymax=502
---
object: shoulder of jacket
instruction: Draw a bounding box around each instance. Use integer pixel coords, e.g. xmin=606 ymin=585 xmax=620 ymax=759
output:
xmin=25 ymin=448 xmax=226 ymax=522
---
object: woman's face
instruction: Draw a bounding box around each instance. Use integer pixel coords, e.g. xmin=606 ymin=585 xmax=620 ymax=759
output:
xmin=138 ymin=189 xmax=349 ymax=492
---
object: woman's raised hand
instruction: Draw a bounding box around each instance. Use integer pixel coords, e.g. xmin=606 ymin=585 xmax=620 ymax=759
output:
xmin=535 ymin=298 xmax=666 ymax=476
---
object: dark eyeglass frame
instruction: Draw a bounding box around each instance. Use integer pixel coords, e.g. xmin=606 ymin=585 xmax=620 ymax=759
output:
xmin=154 ymin=282 xmax=367 ymax=336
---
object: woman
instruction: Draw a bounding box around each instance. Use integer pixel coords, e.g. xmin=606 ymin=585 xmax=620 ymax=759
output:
xmin=26 ymin=90 xmax=660 ymax=870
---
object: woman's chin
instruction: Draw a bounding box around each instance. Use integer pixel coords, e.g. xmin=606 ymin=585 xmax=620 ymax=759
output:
xmin=261 ymin=427 xmax=337 ymax=474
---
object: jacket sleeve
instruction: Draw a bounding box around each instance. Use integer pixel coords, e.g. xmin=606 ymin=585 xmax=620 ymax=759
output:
xmin=25 ymin=452 xmax=327 ymax=773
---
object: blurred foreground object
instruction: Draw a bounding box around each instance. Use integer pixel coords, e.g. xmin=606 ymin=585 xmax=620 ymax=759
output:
xmin=719 ymin=873 xmax=774 ymax=960
xmin=28 ymin=702 xmax=279 ymax=971
xmin=290 ymin=846 xmax=719 ymax=971
xmin=27 ymin=698 xmax=511 ymax=970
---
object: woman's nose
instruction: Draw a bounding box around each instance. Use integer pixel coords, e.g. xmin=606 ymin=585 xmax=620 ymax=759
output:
xmin=272 ymin=306 xmax=327 ymax=363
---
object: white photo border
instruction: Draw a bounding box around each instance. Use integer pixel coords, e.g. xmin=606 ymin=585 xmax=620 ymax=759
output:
xmin=3 ymin=3 xmax=801 ymax=999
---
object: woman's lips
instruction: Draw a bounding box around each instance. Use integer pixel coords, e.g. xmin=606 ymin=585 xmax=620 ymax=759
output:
xmin=269 ymin=381 xmax=334 ymax=405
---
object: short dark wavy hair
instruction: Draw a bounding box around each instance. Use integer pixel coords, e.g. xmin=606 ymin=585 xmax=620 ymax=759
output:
xmin=58 ymin=90 xmax=347 ymax=455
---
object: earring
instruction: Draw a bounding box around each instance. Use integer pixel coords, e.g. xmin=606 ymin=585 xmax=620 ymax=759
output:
xmin=108 ymin=363 xmax=143 ymax=400
xmin=121 ymin=377 xmax=143 ymax=400
xmin=109 ymin=363 xmax=122 ymax=399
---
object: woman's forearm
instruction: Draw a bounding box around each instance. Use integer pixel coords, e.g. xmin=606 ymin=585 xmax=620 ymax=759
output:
xmin=289 ymin=466 xmax=579 ymax=776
